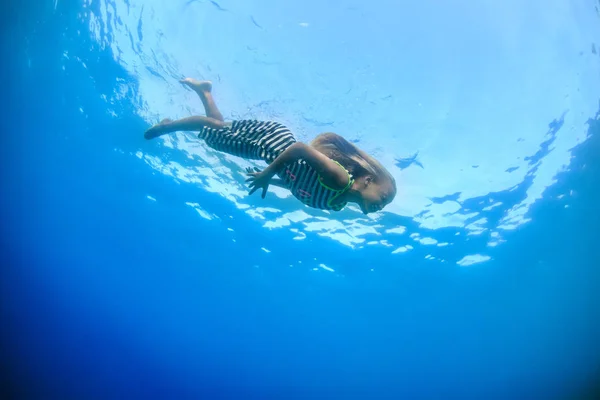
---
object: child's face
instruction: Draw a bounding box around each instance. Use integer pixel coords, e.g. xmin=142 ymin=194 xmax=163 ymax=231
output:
xmin=358 ymin=176 xmax=395 ymax=214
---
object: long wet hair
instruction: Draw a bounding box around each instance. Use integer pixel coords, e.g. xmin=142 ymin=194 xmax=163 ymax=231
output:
xmin=310 ymin=132 xmax=396 ymax=191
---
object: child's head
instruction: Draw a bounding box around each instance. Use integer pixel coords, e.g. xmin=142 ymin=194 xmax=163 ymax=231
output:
xmin=311 ymin=133 xmax=397 ymax=214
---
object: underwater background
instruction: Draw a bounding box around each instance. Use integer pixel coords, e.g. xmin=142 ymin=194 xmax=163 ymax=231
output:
xmin=2 ymin=0 xmax=600 ymax=398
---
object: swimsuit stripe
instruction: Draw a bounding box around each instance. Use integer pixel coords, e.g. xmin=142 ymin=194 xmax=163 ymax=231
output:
xmin=199 ymin=120 xmax=295 ymax=162
xmin=198 ymin=119 xmax=351 ymax=211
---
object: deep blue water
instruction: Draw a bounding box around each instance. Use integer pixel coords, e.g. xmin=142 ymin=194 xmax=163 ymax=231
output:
xmin=2 ymin=1 xmax=600 ymax=399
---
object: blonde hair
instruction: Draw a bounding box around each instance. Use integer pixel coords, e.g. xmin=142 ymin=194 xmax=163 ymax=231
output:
xmin=310 ymin=132 xmax=396 ymax=190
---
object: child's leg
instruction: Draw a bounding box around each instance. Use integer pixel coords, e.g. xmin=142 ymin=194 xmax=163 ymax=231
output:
xmin=145 ymin=78 xmax=226 ymax=140
xmin=180 ymin=78 xmax=224 ymax=122
xmin=144 ymin=116 xmax=225 ymax=140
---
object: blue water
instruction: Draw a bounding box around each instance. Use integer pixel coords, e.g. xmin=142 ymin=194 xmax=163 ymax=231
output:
xmin=2 ymin=1 xmax=600 ymax=399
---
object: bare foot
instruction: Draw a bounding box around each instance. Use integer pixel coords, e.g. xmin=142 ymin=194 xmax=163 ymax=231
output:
xmin=144 ymin=118 xmax=173 ymax=140
xmin=180 ymin=78 xmax=212 ymax=93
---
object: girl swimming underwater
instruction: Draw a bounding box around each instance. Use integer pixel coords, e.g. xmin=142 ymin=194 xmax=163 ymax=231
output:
xmin=145 ymin=78 xmax=396 ymax=214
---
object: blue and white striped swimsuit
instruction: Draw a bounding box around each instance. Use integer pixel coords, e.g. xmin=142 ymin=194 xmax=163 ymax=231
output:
xmin=278 ymin=159 xmax=353 ymax=211
xmin=198 ymin=120 xmax=354 ymax=211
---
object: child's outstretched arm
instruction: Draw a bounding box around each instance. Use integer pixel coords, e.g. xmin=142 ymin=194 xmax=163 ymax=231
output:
xmin=246 ymin=143 xmax=349 ymax=198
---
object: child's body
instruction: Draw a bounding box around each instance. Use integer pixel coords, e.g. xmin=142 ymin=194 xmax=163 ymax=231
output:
xmin=145 ymin=78 xmax=396 ymax=214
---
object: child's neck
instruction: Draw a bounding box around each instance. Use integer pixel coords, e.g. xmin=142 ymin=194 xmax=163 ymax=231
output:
xmin=338 ymin=188 xmax=361 ymax=205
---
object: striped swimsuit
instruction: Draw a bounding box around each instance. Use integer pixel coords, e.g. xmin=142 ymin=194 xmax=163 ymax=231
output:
xmin=198 ymin=120 xmax=354 ymax=211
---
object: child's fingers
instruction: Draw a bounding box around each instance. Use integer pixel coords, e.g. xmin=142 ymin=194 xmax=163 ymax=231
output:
xmin=262 ymin=186 xmax=268 ymax=199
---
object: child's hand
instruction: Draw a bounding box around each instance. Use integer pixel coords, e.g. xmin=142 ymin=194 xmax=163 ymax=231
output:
xmin=245 ymin=167 xmax=273 ymax=199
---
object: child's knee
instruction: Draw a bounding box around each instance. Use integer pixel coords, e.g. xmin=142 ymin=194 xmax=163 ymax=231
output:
xmin=211 ymin=119 xmax=226 ymax=128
